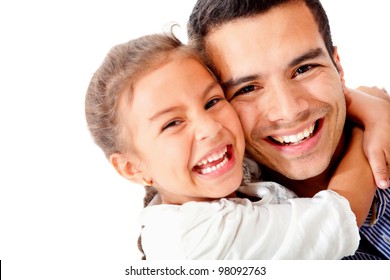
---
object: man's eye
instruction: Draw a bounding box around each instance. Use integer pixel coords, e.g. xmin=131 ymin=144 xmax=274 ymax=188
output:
xmin=293 ymin=65 xmax=316 ymax=77
xmin=238 ymin=85 xmax=255 ymax=94
xmin=205 ymin=98 xmax=223 ymax=110
xmin=230 ymin=85 xmax=256 ymax=101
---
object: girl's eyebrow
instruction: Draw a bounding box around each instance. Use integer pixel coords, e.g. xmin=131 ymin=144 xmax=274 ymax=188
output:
xmin=148 ymin=81 xmax=219 ymax=122
xmin=148 ymin=106 xmax=181 ymax=122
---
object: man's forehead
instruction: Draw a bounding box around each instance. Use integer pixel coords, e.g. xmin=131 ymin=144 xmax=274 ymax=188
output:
xmin=204 ymin=3 xmax=324 ymax=78
xmin=204 ymin=1 xmax=318 ymax=47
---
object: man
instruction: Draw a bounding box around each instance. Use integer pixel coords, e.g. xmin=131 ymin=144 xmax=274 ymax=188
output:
xmin=188 ymin=0 xmax=389 ymax=259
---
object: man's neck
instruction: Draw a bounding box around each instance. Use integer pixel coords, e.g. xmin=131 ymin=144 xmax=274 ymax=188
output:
xmin=262 ymin=123 xmax=352 ymax=198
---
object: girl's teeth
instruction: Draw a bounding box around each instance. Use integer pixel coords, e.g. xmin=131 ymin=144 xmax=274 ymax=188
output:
xmin=199 ymin=157 xmax=229 ymax=174
xmin=196 ymin=146 xmax=228 ymax=166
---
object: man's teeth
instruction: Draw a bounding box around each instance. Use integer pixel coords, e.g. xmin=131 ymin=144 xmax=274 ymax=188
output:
xmin=272 ymin=123 xmax=315 ymax=144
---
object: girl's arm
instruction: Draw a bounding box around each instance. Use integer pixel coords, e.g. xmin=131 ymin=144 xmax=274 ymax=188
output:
xmin=345 ymin=87 xmax=390 ymax=189
xmin=328 ymin=126 xmax=376 ymax=227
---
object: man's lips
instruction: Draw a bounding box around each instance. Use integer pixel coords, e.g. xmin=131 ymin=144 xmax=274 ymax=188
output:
xmin=268 ymin=120 xmax=320 ymax=146
xmin=192 ymin=145 xmax=232 ymax=175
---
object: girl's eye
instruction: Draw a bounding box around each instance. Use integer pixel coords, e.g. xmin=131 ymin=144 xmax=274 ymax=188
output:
xmin=205 ymin=98 xmax=223 ymax=110
xmin=162 ymin=120 xmax=182 ymax=131
xmin=293 ymin=64 xmax=316 ymax=78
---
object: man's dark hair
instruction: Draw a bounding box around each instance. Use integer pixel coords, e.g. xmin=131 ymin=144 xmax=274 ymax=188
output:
xmin=188 ymin=0 xmax=334 ymax=58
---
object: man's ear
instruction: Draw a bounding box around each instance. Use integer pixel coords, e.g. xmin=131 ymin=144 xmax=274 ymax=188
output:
xmin=110 ymin=152 xmax=145 ymax=184
xmin=332 ymin=46 xmax=346 ymax=86
xmin=332 ymin=46 xmax=349 ymax=97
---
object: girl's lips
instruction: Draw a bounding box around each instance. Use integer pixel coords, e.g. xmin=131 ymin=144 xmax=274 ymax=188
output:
xmin=192 ymin=145 xmax=236 ymax=178
xmin=194 ymin=145 xmax=228 ymax=168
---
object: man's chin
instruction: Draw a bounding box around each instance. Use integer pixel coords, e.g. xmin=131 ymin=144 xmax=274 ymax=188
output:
xmin=278 ymin=164 xmax=329 ymax=181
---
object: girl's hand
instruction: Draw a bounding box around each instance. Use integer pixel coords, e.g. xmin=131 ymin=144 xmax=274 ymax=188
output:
xmin=346 ymin=86 xmax=390 ymax=189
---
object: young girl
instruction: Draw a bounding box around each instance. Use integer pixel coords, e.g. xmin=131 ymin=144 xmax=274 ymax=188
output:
xmin=85 ymin=32 xmax=383 ymax=259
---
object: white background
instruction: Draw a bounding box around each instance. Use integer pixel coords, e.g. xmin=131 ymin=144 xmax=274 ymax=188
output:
xmin=0 ymin=1 xmax=389 ymax=279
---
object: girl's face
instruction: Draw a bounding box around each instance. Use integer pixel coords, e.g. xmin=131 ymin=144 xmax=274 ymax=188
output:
xmin=122 ymin=55 xmax=245 ymax=204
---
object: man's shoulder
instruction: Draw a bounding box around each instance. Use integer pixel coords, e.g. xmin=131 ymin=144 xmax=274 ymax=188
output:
xmin=358 ymin=187 xmax=390 ymax=259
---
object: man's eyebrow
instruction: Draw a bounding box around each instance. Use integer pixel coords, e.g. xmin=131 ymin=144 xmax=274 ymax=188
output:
xmin=221 ymin=74 xmax=262 ymax=91
xmin=288 ymin=48 xmax=326 ymax=68
xmin=148 ymin=81 xmax=219 ymax=122
xmin=220 ymin=49 xmax=325 ymax=90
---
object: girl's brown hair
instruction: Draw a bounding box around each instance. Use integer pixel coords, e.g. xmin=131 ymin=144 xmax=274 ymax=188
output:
xmin=85 ymin=31 xmax=201 ymax=158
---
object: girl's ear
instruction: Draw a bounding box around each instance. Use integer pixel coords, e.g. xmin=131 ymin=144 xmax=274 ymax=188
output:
xmin=110 ymin=153 xmax=145 ymax=185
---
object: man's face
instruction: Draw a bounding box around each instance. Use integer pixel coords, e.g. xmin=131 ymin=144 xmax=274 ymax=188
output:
xmin=205 ymin=2 xmax=347 ymax=180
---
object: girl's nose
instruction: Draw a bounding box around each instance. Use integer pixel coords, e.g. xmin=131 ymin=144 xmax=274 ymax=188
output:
xmin=194 ymin=115 xmax=223 ymax=141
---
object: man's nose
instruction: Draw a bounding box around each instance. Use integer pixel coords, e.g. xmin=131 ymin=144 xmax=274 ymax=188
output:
xmin=266 ymin=82 xmax=309 ymax=122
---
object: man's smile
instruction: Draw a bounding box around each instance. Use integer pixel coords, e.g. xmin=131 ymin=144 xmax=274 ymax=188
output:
xmin=269 ymin=121 xmax=319 ymax=146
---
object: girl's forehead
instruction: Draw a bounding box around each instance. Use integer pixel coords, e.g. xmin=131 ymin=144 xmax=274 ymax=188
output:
xmin=127 ymin=56 xmax=217 ymax=120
